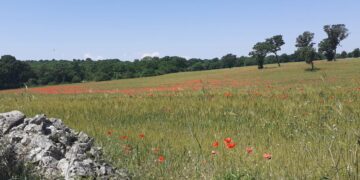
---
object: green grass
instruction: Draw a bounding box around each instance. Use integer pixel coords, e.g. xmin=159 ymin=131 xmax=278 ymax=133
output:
xmin=1 ymin=59 xmax=360 ymax=179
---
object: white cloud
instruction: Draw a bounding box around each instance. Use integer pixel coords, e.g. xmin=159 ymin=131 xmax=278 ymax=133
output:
xmin=141 ymin=52 xmax=160 ymax=59
xmin=83 ymin=53 xmax=92 ymax=59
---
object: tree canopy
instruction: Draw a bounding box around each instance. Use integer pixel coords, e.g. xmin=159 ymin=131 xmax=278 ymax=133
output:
xmin=0 ymin=55 xmax=34 ymax=89
xmin=296 ymin=31 xmax=315 ymax=48
xmin=295 ymin=32 xmax=317 ymax=70
xmin=265 ymin=35 xmax=285 ymax=67
xmin=319 ymin=24 xmax=349 ymax=61
xmin=353 ymin=48 xmax=360 ymax=58
xmin=249 ymin=42 xmax=270 ymax=69
xmin=319 ymin=38 xmax=335 ymax=61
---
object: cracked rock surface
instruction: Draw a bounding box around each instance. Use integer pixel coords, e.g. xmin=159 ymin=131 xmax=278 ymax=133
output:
xmin=0 ymin=111 xmax=131 ymax=180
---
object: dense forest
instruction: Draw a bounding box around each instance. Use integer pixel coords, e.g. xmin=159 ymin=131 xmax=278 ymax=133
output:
xmin=0 ymin=48 xmax=359 ymax=90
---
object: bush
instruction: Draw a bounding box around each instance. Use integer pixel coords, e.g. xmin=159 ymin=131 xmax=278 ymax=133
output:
xmin=71 ymin=75 xmax=82 ymax=83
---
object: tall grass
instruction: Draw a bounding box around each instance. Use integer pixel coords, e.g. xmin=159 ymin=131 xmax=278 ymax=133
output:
xmin=0 ymin=59 xmax=359 ymax=179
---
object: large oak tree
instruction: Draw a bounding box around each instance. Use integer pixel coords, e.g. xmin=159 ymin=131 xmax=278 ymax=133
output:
xmin=319 ymin=24 xmax=349 ymax=61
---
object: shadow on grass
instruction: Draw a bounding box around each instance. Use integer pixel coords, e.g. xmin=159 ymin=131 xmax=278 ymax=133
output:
xmin=304 ymin=67 xmax=321 ymax=72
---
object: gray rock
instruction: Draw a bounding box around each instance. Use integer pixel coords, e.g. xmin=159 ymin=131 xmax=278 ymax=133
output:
xmin=0 ymin=110 xmax=131 ymax=180
xmin=29 ymin=114 xmax=47 ymax=125
xmin=24 ymin=123 xmax=42 ymax=133
xmin=0 ymin=110 xmax=25 ymax=134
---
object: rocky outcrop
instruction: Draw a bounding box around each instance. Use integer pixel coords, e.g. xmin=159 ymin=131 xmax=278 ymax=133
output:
xmin=0 ymin=111 xmax=131 ymax=180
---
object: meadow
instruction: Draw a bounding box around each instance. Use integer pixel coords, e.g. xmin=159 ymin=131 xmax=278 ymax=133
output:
xmin=1 ymin=59 xmax=360 ymax=179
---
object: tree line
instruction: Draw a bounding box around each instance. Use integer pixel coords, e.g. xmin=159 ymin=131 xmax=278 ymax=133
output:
xmin=0 ymin=24 xmax=359 ymax=90
xmin=250 ymin=24 xmax=352 ymax=70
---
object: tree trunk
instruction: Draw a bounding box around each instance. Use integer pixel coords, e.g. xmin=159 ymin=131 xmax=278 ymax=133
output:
xmin=275 ymin=53 xmax=280 ymax=67
xmin=311 ymin=61 xmax=314 ymax=71
xmin=334 ymin=49 xmax=337 ymax=61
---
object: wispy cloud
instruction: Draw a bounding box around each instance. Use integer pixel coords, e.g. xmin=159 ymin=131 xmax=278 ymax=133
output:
xmin=141 ymin=52 xmax=160 ymax=59
xmin=83 ymin=53 xmax=104 ymax=60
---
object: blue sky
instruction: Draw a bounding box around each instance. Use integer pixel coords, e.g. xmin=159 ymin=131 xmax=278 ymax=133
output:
xmin=0 ymin=0 xmax=359 ymax=60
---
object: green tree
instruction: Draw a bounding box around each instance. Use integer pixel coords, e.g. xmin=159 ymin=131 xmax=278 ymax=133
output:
xmin=296 ymin=32 xmax=316 ymax=71
xmin=0 ymin=55 xmax=35 ymax=89
xmin=340 ymin=51 xmax=348 ymax=59
xmin=279 ymin=53 xmax=290 ymax=63
xmin=298 ymin=47 xmax=316 ymax=70
xmin=318 ymin=38 xmax=335 ymax=61
xmin=208 ymin=58 xmax=222 ymax=69
xmin=295 ymin=31 xmax=315 ymax=48
xmin=265 ymin=35 xmax=285 ymax=67
xmin=353 ymin=48 xmax=360 ymax=58
xmin=249 ymin=42 xmax=269 ymax=69
xmin=189 ymin=62 xmax=205 ymax=71
xmin=221 ymin=54 xmax=237 ymax=68
xmin=235 ymin=56 xmax=246 ymax=67
xmin=321 ymin=24 xmax=349 ymax=61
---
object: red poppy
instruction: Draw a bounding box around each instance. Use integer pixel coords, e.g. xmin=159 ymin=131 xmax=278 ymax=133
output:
xmin=158 ymin=156 xmax=165 ymax=163
xmin=139 ymin=133 xmax=145 ymax=139
xmin=212 ymin=141 xmax=219 ymax=147
xmin=120 ymin=136 xmax=128 ymax=140
xmin=226 ymin=142 xmax=236 ymax=149
xmin=246 ymin=147 xmax=253 ymax=154
xmin=224 ymin=138 xmax=232 ymax=144
xmin=263 ymin=153 xmax=272 ymax=160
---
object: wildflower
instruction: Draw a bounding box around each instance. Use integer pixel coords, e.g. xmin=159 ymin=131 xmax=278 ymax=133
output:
xmin=158 ymin=156 xmax=165 ymax=163
xmin=224 ymin=137 xmax=232 ymax=144
xmin=211 ymin=150 xmax=217 ymax=155
xmin=212 ymin=141 xmax=219 ymax=147
xmin=224 ymin=92 xmax=232 ymax=97
xmin=246 ymin=147 xmax=253 ymax=154
xmin=263 ymin=153 xmax=272 ymax=160
xmin=226 ymin=142 xmax=236 ymax=149
xmin=139 ymin=133 xmax=145 ymax=139
xmin=120 ymin=136 xmax=128 ymax=140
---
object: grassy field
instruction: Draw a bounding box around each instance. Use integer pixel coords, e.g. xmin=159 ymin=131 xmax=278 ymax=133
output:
xmin=1 ymin=59 xmax=360 ymax=179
